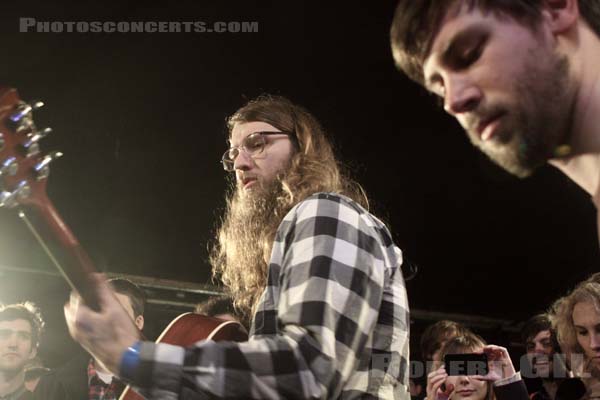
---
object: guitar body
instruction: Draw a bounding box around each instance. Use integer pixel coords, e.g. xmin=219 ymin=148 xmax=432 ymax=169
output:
xmin=0 ymin=88 xmax=249 ymax=400
xmin=157 ymin=313 xmax=248 ymax=344
xmin=119 ymin=313 xmax=248 ymax=400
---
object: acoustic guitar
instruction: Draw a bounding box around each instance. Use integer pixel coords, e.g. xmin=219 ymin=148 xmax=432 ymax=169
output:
xmin=0 ymin=87 xmax=248 ymax=400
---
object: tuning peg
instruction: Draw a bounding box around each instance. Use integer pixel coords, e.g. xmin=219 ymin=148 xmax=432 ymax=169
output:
xmin=34 ymin=150 xmax=63 ymax=180
xmin=24 ymin=127 xmax=52 ymax=146
xmin=0 ymin=190 xmax=11 ymax=208
xmin=0 ymin=181 xmax=31 ymax=208
xmin=0 ymin=157 xmax=17 ymax=177
xmin=22 ymin=127 xmax=52 ymax=156
xmin=9 ymin=101 xmax=44 ymax=124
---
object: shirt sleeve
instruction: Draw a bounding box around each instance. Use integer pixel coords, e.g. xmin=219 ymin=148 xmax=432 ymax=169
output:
xmin=125 ymin=194 xmax=388 ymax=399
xmin=492 ymin=377 xmax=529 ymax=400
xmin=493 ymin=371 xmax=521 ymax=387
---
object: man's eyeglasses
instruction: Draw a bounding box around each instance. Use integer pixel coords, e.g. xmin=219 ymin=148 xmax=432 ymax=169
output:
xmin=221 ymin=131 xmax=293 ymax=172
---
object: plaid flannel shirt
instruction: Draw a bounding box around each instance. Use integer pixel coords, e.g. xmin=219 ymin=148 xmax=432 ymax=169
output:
xmin=88 ymin=359 xmax=126 ymax=400
xmin=128 ymin=193 xmax=410 ymax=399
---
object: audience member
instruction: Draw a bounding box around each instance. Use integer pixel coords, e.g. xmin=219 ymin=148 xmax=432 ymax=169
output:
xmin=34 ymin=278 xmax=145 ymax=400
xmin=427 ymin=333 xmax=529 ymax=400
xmin=522 ymin=313 xmax=566 ymax=399
xmin=195 ymin=295 xmax=248 ymax=329
xmin=0 ymin=302 xmax=44 ymax=400
xmin=421 ymin=320 xmax=471 ymax=363
xmin=551 ymin=272 xmax=600 ymax=398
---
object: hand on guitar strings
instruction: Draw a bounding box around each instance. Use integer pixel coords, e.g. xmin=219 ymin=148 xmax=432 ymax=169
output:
xmin=64 ymin=273 xmax=141 ymax=375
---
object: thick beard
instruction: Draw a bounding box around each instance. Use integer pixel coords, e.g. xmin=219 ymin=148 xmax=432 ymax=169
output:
xmin=471 ymin=53 xmax=571 ymax=178
xmin=213 ymin=178 xmax=291 ymax=318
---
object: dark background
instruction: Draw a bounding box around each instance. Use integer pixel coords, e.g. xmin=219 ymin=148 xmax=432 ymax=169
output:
xmin=0 ymin=1 xmax=597 ymax=366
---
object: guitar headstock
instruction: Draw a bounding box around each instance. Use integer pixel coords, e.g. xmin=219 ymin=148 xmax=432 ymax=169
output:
xmin=0 ymin=88 xmax=103 ymax=310
xmin=0 ymin=87 xmax=60 ymax=210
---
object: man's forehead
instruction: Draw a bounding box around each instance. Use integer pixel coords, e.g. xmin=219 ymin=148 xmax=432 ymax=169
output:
xmin=534 ymin=330 xmax=552 ymax=339
xmin=422 ymin=4 xmax=486 ymax=81
xmin=230 ymin=121 xmax=278 ymax=144
xmin=528 ymin=329 xmax=552 ymax=343
xmin=115 ymin=293 xmax=135 ymax=316
xmin=0 ymin=319 xmax=32 ymax=332
xmin=428 ymin=1 xmax=467 ymax=48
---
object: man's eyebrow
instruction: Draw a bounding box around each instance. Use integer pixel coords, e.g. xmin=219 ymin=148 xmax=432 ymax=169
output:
xmin=229 ymin=132 xmax=254 ymax=147
xmin=228 ymin=136 xmax=240 ymax=147
xmin=424 ymin=24 xmax=488 ymax=90
xmin=441 ymin=24 xmax=487 ymax=63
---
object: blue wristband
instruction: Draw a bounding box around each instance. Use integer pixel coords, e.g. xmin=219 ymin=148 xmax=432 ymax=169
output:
xmin=119 ymin=341 xmax=141 ymax=383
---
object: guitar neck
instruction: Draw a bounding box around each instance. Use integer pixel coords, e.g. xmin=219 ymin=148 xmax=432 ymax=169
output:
xmin=0 ymin=87 xmax=101 ymax=311
xmin=19 ymin=197 xmax=101 ymax=311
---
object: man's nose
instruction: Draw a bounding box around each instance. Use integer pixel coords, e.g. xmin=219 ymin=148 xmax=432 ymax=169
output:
xmin=233 ymin=149 xmax=253 ymax=171
xmin=444 ymin=73 xmax=482 ymax=115
xmin=534 ymin=342 xmax=546 ymax=353
xmin=7 ymin=334 xmax=18 ymax=348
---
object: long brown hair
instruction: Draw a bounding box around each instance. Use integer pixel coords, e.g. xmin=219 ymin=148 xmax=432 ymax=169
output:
xmin=210 ymin=94 xmax=368 ymax=319
xmin=550 ymin=272 xmax=600 ymax=376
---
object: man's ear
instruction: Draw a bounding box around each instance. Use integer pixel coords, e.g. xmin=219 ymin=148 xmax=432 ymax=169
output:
xmin=135 ymin=315 xmax=144 ymax=331
xmin=542 ymin=0 xmax=579 ymax=34
xmin=29 ymin=346 xmax=37 ymax=360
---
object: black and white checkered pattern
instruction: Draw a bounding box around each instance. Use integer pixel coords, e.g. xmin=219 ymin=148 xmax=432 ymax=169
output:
xmin=131 ymin=193 xmax=410 ymax=399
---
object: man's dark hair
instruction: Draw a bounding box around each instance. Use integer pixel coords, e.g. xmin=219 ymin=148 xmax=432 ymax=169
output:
xmin=195 ymin=296 xmax=236 ymax=317
xmin=521 ymin=313 xmax=559 ymax=351
xmin=108 ymin=278 xmax=146 ymax=318
xmin=420 ymin=320 xmax=470 ymax=361
xmin=0 ymin=302 xmax=44 ymax=349
xmin=390 ymin=0 xmax=600 ymax=85
xmin=195 ymin=296 xmax=250 ymax=329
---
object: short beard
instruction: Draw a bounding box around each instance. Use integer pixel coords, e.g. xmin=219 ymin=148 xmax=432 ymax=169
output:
xmin=211 ymin=178 xmax=292 ymax=318
xmin=472 ymin=52 xmax=572 ymax=178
